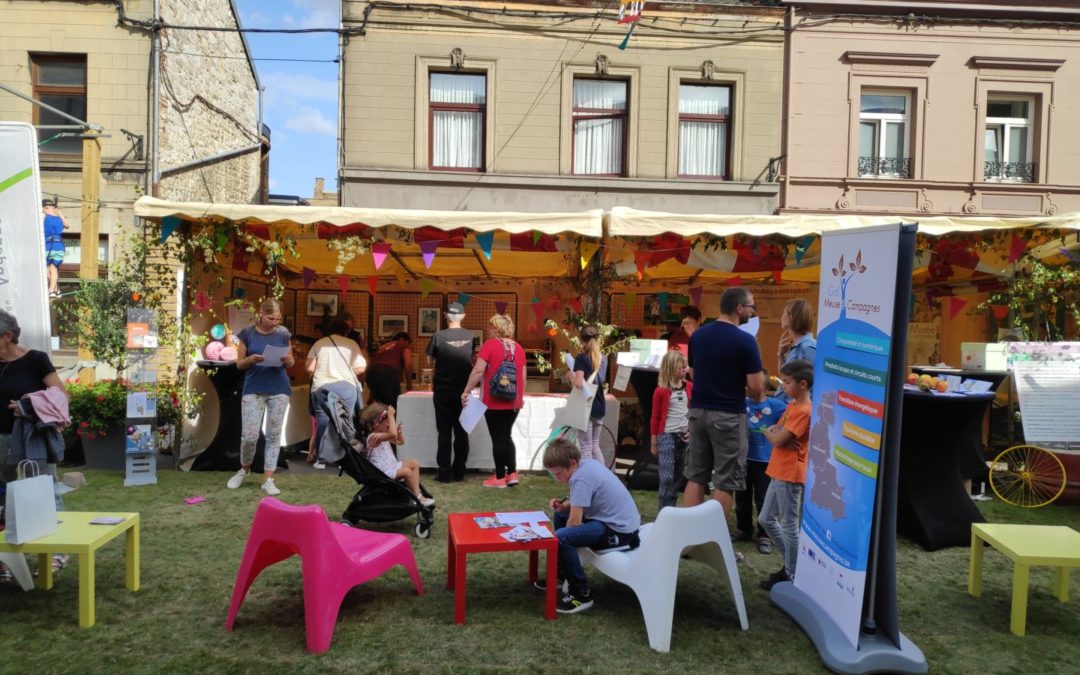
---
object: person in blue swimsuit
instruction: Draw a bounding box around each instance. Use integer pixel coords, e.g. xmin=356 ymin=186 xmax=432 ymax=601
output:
xmin=41 ymin=199 xmax=68 ymax=298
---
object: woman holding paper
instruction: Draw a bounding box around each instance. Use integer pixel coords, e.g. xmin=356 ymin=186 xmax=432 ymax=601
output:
xmin=0 ymin=309 xmax=68 ymax=579
xmin=461 ymin=313 xmax=526 ymax=489
xmin=229 ymin=298 xmax=294 ymax=496
xmin=572 ymin=325 xmax=608 ymax=466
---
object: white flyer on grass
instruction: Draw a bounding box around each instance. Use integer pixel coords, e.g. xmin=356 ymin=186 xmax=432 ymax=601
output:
xmin=459 ymin=395 xmax=487 ymax=434
xmin=613 ymin=365 xmax=632 ymax=391
xmin=495 ymin=510 xmax=550 ymax=524
xmin=257 ymin=345 xmax=290 ymax=367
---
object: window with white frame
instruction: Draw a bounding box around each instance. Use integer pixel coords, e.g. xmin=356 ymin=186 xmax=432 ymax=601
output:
xmin=678 ymin=84 xmax=731 ymax=179
xmin=858 ymin=91 xmax=910 ymax=178
xmin=984 ymin=98 xmax=1034 ymax=182
xmin=429 ymin=72 xmax=486 ymax=171
xmin=572 ymin=78 xmax=627 ymax=176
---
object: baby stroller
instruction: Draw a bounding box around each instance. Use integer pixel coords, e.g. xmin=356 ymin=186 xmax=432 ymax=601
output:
xmin=314 ymin=389 xmax=435 ymax=538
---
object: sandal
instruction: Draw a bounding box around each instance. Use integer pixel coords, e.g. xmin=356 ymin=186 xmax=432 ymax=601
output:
xmin=51 ymin=554 xmax=69 ymax=573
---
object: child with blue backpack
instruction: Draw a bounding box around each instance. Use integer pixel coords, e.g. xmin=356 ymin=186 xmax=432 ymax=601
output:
xmin=734 ymin=369 xmax=785 ymax=554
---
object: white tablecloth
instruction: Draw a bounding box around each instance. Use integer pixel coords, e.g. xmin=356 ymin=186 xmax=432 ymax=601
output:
xmin=395 ymin=392 xmax=620 ymax=471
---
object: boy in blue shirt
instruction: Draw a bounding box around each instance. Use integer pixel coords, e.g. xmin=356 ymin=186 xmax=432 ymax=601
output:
xmin=734 ymin=369 xmax=785 ymax=554
xmin=542 ymin=438 xmax=641 ymax=614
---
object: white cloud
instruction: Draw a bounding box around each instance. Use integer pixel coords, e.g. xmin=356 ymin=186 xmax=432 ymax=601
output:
xmin=283 ymin=105 xmax=336 ymax=136
xmin=262 ymin=72 xmax=337 ymax=104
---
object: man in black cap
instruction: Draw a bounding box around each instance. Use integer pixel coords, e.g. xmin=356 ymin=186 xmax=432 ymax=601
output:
xmin=426 ymin=301 xmax=477 ymax=482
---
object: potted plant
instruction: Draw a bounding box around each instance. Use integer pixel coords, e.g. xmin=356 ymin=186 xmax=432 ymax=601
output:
xmin=65 ymin=378 xmax=129 ymax=470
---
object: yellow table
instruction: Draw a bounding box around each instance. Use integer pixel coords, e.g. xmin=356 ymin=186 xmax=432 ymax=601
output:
xmin=0 ymin=511 xmax=140 ymax=627
xmin=968 ymin=523 xmax=1080 ymax=636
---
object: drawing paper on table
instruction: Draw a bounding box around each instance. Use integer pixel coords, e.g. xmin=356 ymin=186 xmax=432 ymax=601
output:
xmin=495 ymin=510 xmax=550 ymax=524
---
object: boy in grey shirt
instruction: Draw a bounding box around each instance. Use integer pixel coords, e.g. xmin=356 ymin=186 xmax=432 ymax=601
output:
xmin=543 ymin=438 xmax=641 ymax=614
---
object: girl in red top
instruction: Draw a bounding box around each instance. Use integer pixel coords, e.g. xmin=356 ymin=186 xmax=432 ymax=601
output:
xmin=650 ymin=350 xmax=692 ymax=510
xmin=461 ymin=313 xmax=526 ymax=488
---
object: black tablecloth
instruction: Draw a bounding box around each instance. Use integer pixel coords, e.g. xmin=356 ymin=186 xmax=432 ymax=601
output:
xmin=190 ymin=361 xmax=289 ymax=472
xmin=897 ymin=390 xmax=993 ymax=550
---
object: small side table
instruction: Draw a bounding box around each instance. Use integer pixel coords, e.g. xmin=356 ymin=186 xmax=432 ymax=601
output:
xmin=968 ymin=523 xmax=1080 ymax=636
xmin=446 ymin=512 xmax=557 ymax=624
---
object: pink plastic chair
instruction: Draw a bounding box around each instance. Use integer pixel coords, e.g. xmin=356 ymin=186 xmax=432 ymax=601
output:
xmin=224 ymin=497 xmax=423 ymax=653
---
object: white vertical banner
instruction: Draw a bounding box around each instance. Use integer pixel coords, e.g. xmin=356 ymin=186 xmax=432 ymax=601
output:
xmin=795 ymin=224 xmax=901 ymax=648
xmin=0 ymin=123 xmax=51 ymax=352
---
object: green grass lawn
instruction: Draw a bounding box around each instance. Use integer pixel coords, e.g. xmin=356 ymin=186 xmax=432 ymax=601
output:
xmin=3 ymin=463 xmax=1079 ymax=674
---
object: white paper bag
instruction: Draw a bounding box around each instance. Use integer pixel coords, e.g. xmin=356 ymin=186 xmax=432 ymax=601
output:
xmin=5 ymin=461 xmax=58 ymax=544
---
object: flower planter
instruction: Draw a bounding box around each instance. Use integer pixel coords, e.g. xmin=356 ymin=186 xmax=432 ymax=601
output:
xmin=81 ymin=427 xmax=126 ymax=471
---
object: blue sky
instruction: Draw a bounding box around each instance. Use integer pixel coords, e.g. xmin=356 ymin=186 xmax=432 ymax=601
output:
xmin=235 ymin=0 xmax=340 ymax=199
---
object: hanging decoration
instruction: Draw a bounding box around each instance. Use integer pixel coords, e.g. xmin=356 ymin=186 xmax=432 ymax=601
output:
xmin=580 ymin=241 xmax=600 ymax=269
xmin=192 ymin=290 xmax=212 ymax=313
xmin=618 ymin=1 xmax=644 ymax=23
xmin=302 ymin=267 xmax=316 ymax=289
xmin=949 ymin=296 xmax=968 ymax=320
xmin=419 ymin=278 xmax=435 ymax=298
xmin=459 ymin=292 xmax=472 ymax=306
xmin=727 ymin=275 xmax=743 ymax=287
xmin=495 ymin=300 xmax=508 ymax=315
xmin=657 ymin=291 xmax=669 ymax=316
xmin=991 ymin=304 xmax=1009 ymax=321
xmin=570 ymin=297 xmax=582 ymax=313
xmin=160 ymin=216 xmax=182 ymax=244
xmin=634 ymin=250 xmax=651 ymax=280
xmin=327 ymin=236 xmax=369 ymax=274
xmin=367 ymin=275 xmax=379 ymax=296
xmin=624 ymin=292 xmax=636 ymax=313
xmin=475 ymin=232 xmax=494 ymax=260
xmin=531 ymin=297 xmax=545 ymax=325
xmin=420 ymin=241 xmax=439 ymax=269
xmin=371 ymin=242 xmax=392 ymax=270
xmin=337 ymin=275 xmax=350 ymax=296
xmin=1008 ymin=235 xmax=1028 ymax=263
xmin=794 ymin=235 xmax=815 ymax=266
xmin=772 ymin=271 xmax=784 ymax=285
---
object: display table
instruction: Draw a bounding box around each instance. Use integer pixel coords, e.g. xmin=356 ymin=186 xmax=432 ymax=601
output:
xmin=190 ymin=361 xmax=291 ymax=472
xmin=898 ymin=390 xmax=994 ymax=550
xmin=446 ymin=512 xmax=557 ymax=624
xmin=396 ymin=392 xmax=619 ymax=472
xmin=0 ymin=512 xmax=140 ymax=627
xmin=968 ymin=524 xmax=1080 ymax=636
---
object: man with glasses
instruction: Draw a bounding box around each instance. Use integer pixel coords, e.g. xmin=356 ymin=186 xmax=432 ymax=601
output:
xmin=683 ymin=287 xmax=766 ymax=520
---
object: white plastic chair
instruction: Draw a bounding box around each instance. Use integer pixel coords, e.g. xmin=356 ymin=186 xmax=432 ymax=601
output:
xmin=578 ymin=500 xmax=749 ymax=652
xmin=0 ymin=552 xmax=34 ymax=591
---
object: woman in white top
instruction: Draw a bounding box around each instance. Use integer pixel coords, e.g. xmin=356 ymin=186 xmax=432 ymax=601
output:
xmin=306 ymin=318 xmax=367 ymax=464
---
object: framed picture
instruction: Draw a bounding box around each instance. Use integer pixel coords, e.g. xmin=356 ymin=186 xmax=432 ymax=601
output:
xmin=379 ymin=315 xmax=408 ymax=338
xmin=306 ymin=293 xmax=338 ymax=317
xmin=418 ymin=307 xmax=440 ymax=336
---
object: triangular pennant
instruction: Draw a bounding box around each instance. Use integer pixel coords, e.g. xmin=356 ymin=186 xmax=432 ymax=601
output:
xmin=580 ymin=242 xmax=599 ymax=269
xmin=475 ymin=232 xmax=494 ymax=260
xmin=532 ymin=230 xmax=542 ymax=244
xmin=531 ymin=298 xmax=545 ymax=325
xmin=991 ymin=304 xmax=1009 ymax=321
xmin=772 ymin=271 xmax=784 ymax=285
xmin=337 ymin=275 xmax=350 ymax=296
xmin=419 ymin=278 xmax=435 ymax=298
xmin=570 ymin=297 xmax=582 ymax=313
xmin=458 ymin=292 xmax=471 ymax=307
xmin=949 ymin=296 xmax=968 ymax=320
xmin=795 ymin=235 xmax=814 ymax=265
xmin=657 ymin=291 xmax=669 ymax=316
xmin=1008 ymin=235 xmax=1027 ymax=263
xmin=625 ymin=292 xmax=636 ymax=313
xmin=420 ymin=241 xmax=439 ymax=269
xmin=617 ymin=22 xmax=636 ymax=50
xmin=727 ymin=276 xmax=742 ymax=287
xmin=634 ymin=251 xmax=651 ymax=279
xmin=372 ymin=242 xmax=391 ymax=270
xmin=688 ymin=286 xmax=703 ymax=307
xmin=302 ymin=267 xmax=315 ymax=289
xmin=367 ymin=275 xmax=378 ymax=296
xmin=161 ymin=216 xmax=182 ymax=244
xmin=495 ymin=300 xmax=508 ymax=315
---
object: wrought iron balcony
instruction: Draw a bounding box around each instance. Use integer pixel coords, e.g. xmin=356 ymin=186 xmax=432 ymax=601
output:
xmin=984 ymin=161 xmax=1035 ymax=183
xmin=858 ymin=156 xmax=911 ymax=178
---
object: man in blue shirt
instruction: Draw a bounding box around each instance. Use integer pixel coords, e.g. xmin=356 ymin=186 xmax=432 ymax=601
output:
xmin=684 ymin=287 xmax=764 ymax=517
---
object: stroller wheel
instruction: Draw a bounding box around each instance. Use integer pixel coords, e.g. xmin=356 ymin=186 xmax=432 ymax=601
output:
xmin=414 ymin=522 xmax=432 ymax=539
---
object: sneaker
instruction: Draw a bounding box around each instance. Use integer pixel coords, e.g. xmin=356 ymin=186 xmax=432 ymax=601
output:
xmin=226 ymin=469 xmax=249 ymax=489
xmin=760 ymin=567 xmax=790 ymax=591
xmin=505 ymin=472 xmax=520 ymax=486
xmin=482 ymin=475 xmax=508 ymax=489
xmin=534 ymin=578 xmax=568 ymax=593
xmin=758 ymin=538 xmax=773 ymax=555
xmin=261 ymin=478 xmax=281 ymax=496
xmin=312 ymin=461 xmax=326 ymax=470
xmin=420 ymin=496 xmax=436 ymax=508
xmin=557 ymin=589 xmax=594 ymax=614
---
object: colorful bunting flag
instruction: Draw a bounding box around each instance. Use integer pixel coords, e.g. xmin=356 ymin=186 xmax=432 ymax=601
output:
xmin=531 ymin=298 xmax=545 ymax=325
xmin=337 ymin=275 xmax=350 ymax=296
xmin=991 ymin=305 xmax=1009 ymax=321
xmin=634 ymin=250 xmax=650 ymax=279
xmin=475 ymin=232 xmax=494 ymax=260
xmin=302 ymin=267 xmax=315 ymax=289
xmin=949 ymin=296 xmax=968 ymax=320
xmin=727 ymin=276 xmax=742 ymax=287
xmin=657 ymin=291 xmax=669 ymax=316
xmin=625 ymin=292 xmax=636 ymax=313
xmin=367 ymin=276 xmax=378 ymax=296
xmin=772 ymin=271 xmax=784 ymax=285
xmin=533 ymin=230 xmax=542 ymax=245
xmin=459 ymin=292 xmax=472 ymax=307
xmin=688 ymin=286 xmax=703 ymax=308
xmin=161 ymin=216 xmax=182 ymax=244
xmin=1008 ymin=236 xmax=1027 ymax=263
xmin=795 ymin=235 xmax=814 ymax=266
xmin=580 ymin=242 xmax=599 ymax=269
xmin=420 ymin=241 xmax=439 ymax=269
xmin=419 ymin=278 xmax=434 ymax=298
xmin=495 ymin=300 xmax=508 ymax=315
xmin=570 ymin=297 xmax=582 ymax=313
xmin=372 ymin=242 xmax=391 ymax=270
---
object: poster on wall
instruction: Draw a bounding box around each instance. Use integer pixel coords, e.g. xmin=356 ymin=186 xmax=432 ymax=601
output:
xmin=795 ymin=224 xmax=901 ymax=649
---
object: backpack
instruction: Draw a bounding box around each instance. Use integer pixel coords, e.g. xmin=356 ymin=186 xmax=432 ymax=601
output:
xmin=488 ymin=339 xmax=518 ymax=401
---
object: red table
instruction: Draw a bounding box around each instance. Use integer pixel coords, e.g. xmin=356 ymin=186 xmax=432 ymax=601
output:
xmin=446 ymin=512 xmax=558 ymax=624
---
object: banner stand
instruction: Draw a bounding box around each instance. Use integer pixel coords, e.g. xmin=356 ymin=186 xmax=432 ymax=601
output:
xmin=772 ymin=224 xmax=927 ymax=674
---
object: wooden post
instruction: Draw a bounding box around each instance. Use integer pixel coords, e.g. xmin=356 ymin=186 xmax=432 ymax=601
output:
xmin=78 ymin=133 xmax=101 ymax=385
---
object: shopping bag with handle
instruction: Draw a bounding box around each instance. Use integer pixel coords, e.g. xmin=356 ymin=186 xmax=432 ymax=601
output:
xmin=5 ymin=460 xmax=58 ymax=544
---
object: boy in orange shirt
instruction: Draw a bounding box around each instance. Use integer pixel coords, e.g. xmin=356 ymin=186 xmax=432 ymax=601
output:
xmin=758 ymin=359 xmax=813 ymax=590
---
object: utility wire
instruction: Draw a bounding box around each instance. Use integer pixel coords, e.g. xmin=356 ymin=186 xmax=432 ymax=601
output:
xmin=161 ymin=49 xmax=339 ymax=63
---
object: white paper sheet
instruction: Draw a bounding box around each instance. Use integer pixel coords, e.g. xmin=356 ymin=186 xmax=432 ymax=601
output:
xmin=613 ymin=365 xmax=632 ymax=391
xmin=563 ymin=353 xmax=575 ymax=372
xmin=959 ymin=378 xmax=993 ymax=394
xmin=945 ymin=374 xmax=962 ymax=391
xmin=495 ymin=510 xmax=551 ymax=525
xmin=257 ymin=345 xmax=290 ymax=367
xmin=459 ymin=395 xmax=487 ymax=434
xmin=616 ymin=351 xmax=640 ymax=367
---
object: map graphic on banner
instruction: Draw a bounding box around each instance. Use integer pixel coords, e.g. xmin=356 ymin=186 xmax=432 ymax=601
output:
xmin=795 ymin=225 xmax=901 ymax=649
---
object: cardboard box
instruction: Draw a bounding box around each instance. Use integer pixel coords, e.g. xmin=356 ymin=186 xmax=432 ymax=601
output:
xmin=961 ymin=342 xmax=1008 ymax=371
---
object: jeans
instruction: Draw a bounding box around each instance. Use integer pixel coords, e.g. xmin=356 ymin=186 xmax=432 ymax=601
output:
xmin=758 ymin=479 xmax=804 ymax=578
xmin=311 ymin=381 xmax=358 ymax=452
xmin=484 ymin=408 xmax=519 ymax=478
xmin=240 ymin=393 xmax=289 ymax=471
xmin=553 ymin=510 xmax=608 ymax=594
xmin=735 ymin=460 xmax=771 ymax=538
xmin=433 ymin=389 xmax=469 ymax=478
xmin=655 ymin=431 xmax=688 ymax=510
xmin=578 ymin=419 xmax=605 ymax=465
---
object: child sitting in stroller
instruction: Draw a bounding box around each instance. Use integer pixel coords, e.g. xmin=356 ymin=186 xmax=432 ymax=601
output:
xmin=360 ymin=403 xmax=435 ymax=508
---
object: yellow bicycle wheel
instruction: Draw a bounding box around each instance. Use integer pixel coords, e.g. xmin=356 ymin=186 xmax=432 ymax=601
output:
xmin=988 ymin=444 xmax=1067 ymax=508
